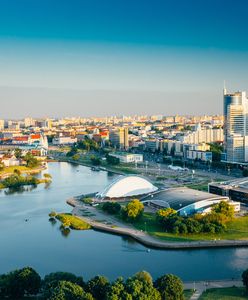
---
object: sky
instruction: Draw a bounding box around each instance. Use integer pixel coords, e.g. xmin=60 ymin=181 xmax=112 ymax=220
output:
xmin=0 ymin=0 xmax=248 ymax=118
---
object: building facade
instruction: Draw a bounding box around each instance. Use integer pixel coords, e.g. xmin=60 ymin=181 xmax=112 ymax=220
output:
xmin=223 ymin=88 xmax=248 ymax=163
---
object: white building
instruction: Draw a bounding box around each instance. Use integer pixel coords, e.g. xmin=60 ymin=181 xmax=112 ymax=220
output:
xmin=96 ymin=175 xmax=158 ymax=199
xmin=109 ymin=152 xmax=143 ymax=163
xmin=52 ymin=136 xmax=77 ymax=145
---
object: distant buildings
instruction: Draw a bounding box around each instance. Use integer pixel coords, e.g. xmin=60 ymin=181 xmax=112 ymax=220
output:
xmin=223 ymin=88 xmax=248 ymax=163
xmin=180 ymin=124 xmax=223 ymax=145
xmin=52 ymin=135 xmax=77 ymax=145
xmin=109 ymin=127 xmax=129 ymax=150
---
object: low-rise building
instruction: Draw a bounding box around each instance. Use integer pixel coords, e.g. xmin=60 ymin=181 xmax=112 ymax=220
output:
xmin=109 ymin=152 xmax=143 ymax=163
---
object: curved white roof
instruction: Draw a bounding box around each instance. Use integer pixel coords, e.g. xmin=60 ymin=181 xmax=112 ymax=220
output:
xmin=97 ymin=175 xmax=158 ymax=199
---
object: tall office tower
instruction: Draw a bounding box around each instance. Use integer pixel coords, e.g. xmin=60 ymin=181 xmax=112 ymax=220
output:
xmin=109 ymin=127 xmax=129 ymax=150
xmin=223 ymin=87 xmax=248 ymax=162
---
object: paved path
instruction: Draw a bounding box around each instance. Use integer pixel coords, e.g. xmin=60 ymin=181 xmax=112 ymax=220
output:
xmin=184 ymin=280 xmax=243 ymax=300
xmin=67 ymin=198 xmax=248 ymax=250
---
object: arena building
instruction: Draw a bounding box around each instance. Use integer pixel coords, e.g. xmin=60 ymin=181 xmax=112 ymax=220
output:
xmin=95 ymin=175 xmax=158 ymax=199
xmin=140 ymin=187 xmax=239 ymax=216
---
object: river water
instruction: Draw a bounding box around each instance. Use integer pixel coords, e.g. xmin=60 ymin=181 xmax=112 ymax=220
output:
xmin=0 ymin=162 xmax=247 ymax=281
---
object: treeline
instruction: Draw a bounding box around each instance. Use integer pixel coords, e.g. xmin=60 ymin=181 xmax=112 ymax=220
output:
xmin=101 ymin=199 xmax=235 ymax=235
xmin=102 ymin=199 xmax=144 ymax=222
xmin=0 ymin=267 xmax=185 ymax=300
xmin=156 ymin=201 xmax=235 ymax=234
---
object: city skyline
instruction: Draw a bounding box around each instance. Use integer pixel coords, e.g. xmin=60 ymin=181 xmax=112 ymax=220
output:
xmin=1 ymin=0 xmax=248 ymax=118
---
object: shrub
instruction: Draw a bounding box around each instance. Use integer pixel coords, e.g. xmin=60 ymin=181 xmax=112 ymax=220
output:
xmin=83 ymin=198 xmax=93 ymax=205
xmin=102 ymin=202 xmax=121 ymax=214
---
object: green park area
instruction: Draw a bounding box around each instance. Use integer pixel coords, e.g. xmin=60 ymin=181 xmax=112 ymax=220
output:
xmin=95 ymin=199 xmax=248 ymax=242
xmin=199 ymin=287 xmax=247 ymax=299
xmin=133 ymin=212 xmax=248 ymax=242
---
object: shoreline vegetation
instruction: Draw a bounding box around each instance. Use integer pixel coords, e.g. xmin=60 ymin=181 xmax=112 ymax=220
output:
xmin=47 ymin=158 xmax=248 ymax=248
xmin=0 ymin=266 xmax=247 ymax=300
xmin=49 ymin=212 xmax=91 ymax=230
xmin=0 ymin=168 xmax=51 ymax=190
xmin=0 ymin=266 xmax=198 ymax=300
xmin=64 ymin=198 xmax=248 ymax=250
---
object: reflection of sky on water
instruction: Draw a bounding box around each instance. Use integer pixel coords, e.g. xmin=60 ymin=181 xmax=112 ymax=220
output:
xmin=230 ymin=248 xmax=248 ymax=270
xmin=0 ymin=162 xmax=248 ymax=281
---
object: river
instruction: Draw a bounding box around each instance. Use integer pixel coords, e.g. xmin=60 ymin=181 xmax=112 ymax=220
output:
xmin=0 ymin=162 xmax=247 ymax=281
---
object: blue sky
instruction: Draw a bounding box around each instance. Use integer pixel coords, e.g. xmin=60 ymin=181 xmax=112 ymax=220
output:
xmin=0 ymin=0 xmax=248 ymax=118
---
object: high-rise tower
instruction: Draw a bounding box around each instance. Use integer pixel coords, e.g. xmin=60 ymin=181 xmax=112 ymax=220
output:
xmin=223 ymin=87 xmax=248 ymax=162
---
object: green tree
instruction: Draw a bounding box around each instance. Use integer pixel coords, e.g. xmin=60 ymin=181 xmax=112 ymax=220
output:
xmin=14 ymin=148 xmax=22 ymax=159
xmin=243 ymin=168 xmax=248 ymax=177
xmin=47 ymin=280 xmax=93 ymax=300
xmin=106 ymin=277 xmax=126 ymax=300
xmin=43 ymin=272 xmax=85 ymax=298
xmin=44 ymin=173 xmax=52 ymax=179
xmin=208 ymin=142 xmax=223 ymax=162
xmin=86 ymin=275 xmax=110 ymax=300
xmin=125 ymin=277 xmax=161 ymax=300
xmin=106 ymin=154 xmax=120 ymax=165
xmin=13 ymin=168 xmax=21 ymax=176
xmin=242 ymin=269 xmax=248 ymax=291
xmin=212 ymin=201 xmax=234 ymax=220
xmin=122 ymin=199 xmax=144 ymax=221
xmin=0 ymin=267 xmax=41 ymax=299
xmin=102 ymin=202 xmax=121 ymax=214
xmin=156 ymin=208 xmax=177 ymax=223
xmin=23 ymin=152 xmax=39 ymax=168
xmin=134 ymin=271 xmax=153 ymax=285
xmin=155 ymin=274 xmax=184 ymax=300
xmin=73 ymin=154 xmax=81 ymax=161
xmin=90 ymin=155 xmax=101 ymax=166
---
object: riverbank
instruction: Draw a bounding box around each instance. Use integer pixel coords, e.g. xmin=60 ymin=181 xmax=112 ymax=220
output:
xmin=0 ymin=164 xmax=47 ymax=180
xmin=67 ymin=198 xmax=248 ymax=250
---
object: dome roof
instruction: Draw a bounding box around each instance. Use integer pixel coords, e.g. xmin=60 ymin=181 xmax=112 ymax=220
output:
xmin=97 ymin=175 xmax=158 ymax=199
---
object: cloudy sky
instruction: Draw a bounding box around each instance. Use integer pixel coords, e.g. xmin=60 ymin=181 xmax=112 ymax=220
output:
xmin=0 ymin=0 xmax=248 ymax=118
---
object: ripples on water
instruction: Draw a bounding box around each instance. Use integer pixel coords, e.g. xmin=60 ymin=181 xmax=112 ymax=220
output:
xmin=0 ymin=162 xmax=247 ymax=280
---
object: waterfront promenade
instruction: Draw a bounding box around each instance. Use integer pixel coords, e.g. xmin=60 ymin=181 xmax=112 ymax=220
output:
xmin=184 ymin=279 xmax=243 ymax=299
xmin=68 ymin=198 xmax=248 ymax=250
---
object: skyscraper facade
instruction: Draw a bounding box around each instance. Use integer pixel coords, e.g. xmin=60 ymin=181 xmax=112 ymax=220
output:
xmin=224 ymin=88 xmax=248 ymax=162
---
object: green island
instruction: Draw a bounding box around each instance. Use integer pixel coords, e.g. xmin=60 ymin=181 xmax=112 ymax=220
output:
xmin=49 ymin=212 xmax=91 ymax=230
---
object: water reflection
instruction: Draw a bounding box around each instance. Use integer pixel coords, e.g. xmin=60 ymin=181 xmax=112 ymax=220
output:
xmin=4 ymin=185 xmax=38 ymax=195
xmin=0 ymin=162 xmax=247 ymax=281
xmin=49 ymin=218 xmax=57 ymax=226
xmin=60 ymin=227 xmax=71 ymax=238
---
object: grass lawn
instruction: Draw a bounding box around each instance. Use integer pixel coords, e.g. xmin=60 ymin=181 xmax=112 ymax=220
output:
xmin=0 ymin=165 xmax=30 ymax=175
xmin=132 ymin=212 xmax=248 ymax=242
xmin=199 ymin=287 xmax=247 ymax=299
xmin=56 ymin=213 xmax=91 ymax=230
xmin=184 ymin=289 xmax=194 ymax=300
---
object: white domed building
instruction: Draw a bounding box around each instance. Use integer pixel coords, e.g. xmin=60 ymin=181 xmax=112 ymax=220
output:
xmin=96 ymin=175 xmax=158 ymax=200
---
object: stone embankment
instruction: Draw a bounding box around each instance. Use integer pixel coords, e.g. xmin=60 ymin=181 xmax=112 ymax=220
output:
xmin=67 ymin=198 xmax=248 ymax=250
